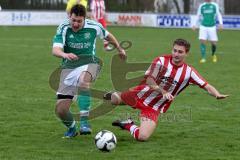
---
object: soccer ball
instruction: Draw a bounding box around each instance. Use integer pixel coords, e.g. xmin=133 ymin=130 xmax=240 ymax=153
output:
xmin=95 ymin=130 xmax=117 ymax=152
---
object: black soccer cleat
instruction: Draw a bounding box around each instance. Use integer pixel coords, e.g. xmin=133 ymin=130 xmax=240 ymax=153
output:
xmin=112 ymin=118 xmax=134 ymax=129
xmin=103 ymin=91 xmax=113 ymax=100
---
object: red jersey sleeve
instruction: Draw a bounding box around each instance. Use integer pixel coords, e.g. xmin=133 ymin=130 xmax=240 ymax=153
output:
xmin=144 ymin=57 xmax=163 ymax=81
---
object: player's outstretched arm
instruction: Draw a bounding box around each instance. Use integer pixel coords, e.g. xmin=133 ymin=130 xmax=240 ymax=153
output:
xmin=204 ymin=84 xmax=229 ymax=99
xmin=106 ymin=33 xmax=127 ymax=60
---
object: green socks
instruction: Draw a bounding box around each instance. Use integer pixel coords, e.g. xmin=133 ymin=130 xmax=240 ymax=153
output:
xmin=200 ymin=43 xmax=206 ymax=59
xmin=200 ymin=43 xmax=217 ymax=58
xmin=211 ymin=44 xmax=216 ymax=56
xmin=77 ymin=90 xmax=91 ymax=125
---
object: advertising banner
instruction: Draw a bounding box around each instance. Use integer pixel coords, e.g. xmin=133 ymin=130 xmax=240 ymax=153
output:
xmin=156 ymin=14 xmax=191 ymax=28
xmin=107 ymin=13 xmax=156 ymax=27
xmin=0 ymin=11 xmax=67 ymax=26
xmin=0 ymin=11 xmax=239 ymax=30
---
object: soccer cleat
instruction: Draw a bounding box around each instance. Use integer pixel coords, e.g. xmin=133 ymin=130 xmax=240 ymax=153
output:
xmin=80 ymin=124 xmax=92 ymax=135
xmin=63 ymin=127 xmax=78 ymax=138
xmin=212 ymin=55 xmax=217 ymax=63
xmin=103 ymin=91 xmax=113 ymax=100
xmin=112 ymin=118 xmax=134 ymax=129
xmin=199 ymin=58 xmax=206 ymax=63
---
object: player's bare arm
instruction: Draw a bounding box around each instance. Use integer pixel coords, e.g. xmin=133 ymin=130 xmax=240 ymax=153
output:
xmin=204 ymin=84 xmax=229 ymax=99
xmin=52 ymin=47 xmax=79 ymax=61
xmin=105 ymin=33 xmax=127 ymax=60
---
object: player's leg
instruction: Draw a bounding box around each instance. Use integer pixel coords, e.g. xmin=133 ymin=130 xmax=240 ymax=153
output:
xmin=55 ymin=97 xmax=77 ymax=138
xmin=110 ymin=88 xmax=158 ymax=141
xmin=199 ymin=26 xmax=208 ymax=63
xmin=56 ymin=69 xmax=78 ymax=138
xmin=105 ymin=85 xmax=147 ymax=106
xmin=112 ymin=112 xmax=157 ymax=141
xmin=210 ymin=41 xmax=217 ymax=62
xmin=138 ymin=117 xmax=157 ymax=141
xmin=77 ymin=71 xmax=92 ymax=134
xmin=209 ymin=26 xmax=218 ymax=62
xmin=77 ymin=63 xmax=101 ymax=134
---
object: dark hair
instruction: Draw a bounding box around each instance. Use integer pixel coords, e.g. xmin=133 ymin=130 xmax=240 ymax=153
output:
xmin=70 ymin=4 xmax=86 ymax=17
xmin=173 ymin=38 xmax=191 ymax=53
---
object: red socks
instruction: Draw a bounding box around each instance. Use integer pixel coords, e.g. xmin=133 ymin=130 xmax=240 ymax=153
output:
xmin=124 ymin=124 xmax=139 ymax=140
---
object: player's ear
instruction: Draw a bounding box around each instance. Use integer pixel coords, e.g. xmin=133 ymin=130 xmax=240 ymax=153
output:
xmin=185 ymin=47 xmax=190 ymax=55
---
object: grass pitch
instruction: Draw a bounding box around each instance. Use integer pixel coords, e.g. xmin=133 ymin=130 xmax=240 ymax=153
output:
xmin=0 ymin=26 xmax=239 ymax=160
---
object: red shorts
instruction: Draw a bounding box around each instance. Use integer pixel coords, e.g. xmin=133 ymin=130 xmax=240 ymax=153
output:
xmin=120 ymin=86 xmax=160 ymax=123
xmin=98 ymin=18 xmax=107 ymax=28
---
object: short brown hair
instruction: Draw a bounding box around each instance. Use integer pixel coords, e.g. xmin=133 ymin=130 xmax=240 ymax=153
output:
xmin=70 ymin=4 xmax=86 ymax=17
xmin=173 ymin=38 xmax=191 ymax=53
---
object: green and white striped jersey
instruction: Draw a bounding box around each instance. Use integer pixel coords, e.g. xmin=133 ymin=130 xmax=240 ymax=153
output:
xmin=196 ymin=2 xmax=223 ymax=27
xmin=53 ymin=19 xmax=109 ymax=68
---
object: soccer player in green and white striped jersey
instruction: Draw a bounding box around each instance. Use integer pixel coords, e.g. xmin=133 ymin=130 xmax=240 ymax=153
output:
xmin=52 ymin=4 xmax=126 ymax=137
xmin=192 ymin=0 xmax=223 ymax=63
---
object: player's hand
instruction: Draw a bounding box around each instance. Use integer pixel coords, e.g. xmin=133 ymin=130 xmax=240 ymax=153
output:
xmin=216 ymin=94 xmax=229 ymax=99
xmin=163 ymin=92 xmax=174 ymax=101
xmin=63 ymin=53 xmax=79 ymax=61
xmin=218 ymin=24 xmax=223 ymax=31
xmin=192 ymin=26 xmax=197 ymax=31
xmin=117 ymin=47 xmax=127 ymax=60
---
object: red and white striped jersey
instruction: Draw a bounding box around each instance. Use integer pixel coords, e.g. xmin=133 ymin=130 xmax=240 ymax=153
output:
xmin=137 ymin=55 xmax=208 ymax=113
xmin=90 ymin=0 xmax=106 ymax=20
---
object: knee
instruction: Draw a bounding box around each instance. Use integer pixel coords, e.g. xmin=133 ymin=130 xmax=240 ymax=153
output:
xmin=78 ymin=80 xmax=90 ymax=91
xmin=137 ymin=133 xmax=150 ymax=141
xmin=78 ymin=73 xmax=91 ymax=91
xmin=111 ymin=92 xmax=122 ymax=105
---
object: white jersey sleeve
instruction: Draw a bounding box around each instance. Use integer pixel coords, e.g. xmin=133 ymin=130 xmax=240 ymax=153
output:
xmin=214 ymin=2 xmax=223 ymax=25
xmin=189 ymin=67 xmax=208 ymax=88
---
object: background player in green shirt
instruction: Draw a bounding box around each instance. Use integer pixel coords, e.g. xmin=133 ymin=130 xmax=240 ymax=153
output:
xmin=52 ymin=4 xmax=126 ymax=137
xmin=192 ymin=0 xmax=223 ymax=63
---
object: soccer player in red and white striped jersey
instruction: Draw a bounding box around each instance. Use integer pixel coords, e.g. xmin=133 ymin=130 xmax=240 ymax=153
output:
xmin=104 ymin=38 xmax=228 ymax=141
xmin=90 ymin=0 xmax=110 ymax=50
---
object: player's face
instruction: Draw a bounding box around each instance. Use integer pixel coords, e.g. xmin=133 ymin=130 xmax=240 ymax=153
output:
xmin=70 ymin=14 xmax=85 ymax=32
xmin=172 ymin=45 xmax=187 ymax=65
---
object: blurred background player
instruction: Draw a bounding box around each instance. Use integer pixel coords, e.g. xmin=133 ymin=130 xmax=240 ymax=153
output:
xmin=104 ymin=38 xmax=228 ymax=141
xmin=52 ymin=4 xmax=126 ymax=137
xmin=90 ymin=0 xmax=111 ymax=50
xmin=66 ymin=0 xmax=88 ymax=16
xmin=192 ymin=0 xmax=223 ymax=63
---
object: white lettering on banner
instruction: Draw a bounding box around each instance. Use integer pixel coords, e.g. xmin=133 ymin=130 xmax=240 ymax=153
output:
xmin=157 ymin=15 xmax=191 ymax=28
xmin=118 ymin=15 xmax=142 ymax=26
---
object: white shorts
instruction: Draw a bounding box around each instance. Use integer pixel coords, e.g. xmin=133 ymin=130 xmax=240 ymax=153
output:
xmin=199 ymin=25 xmax=218 ymax=41
xmin=57 ymin=63 xmax=101 ymax=96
